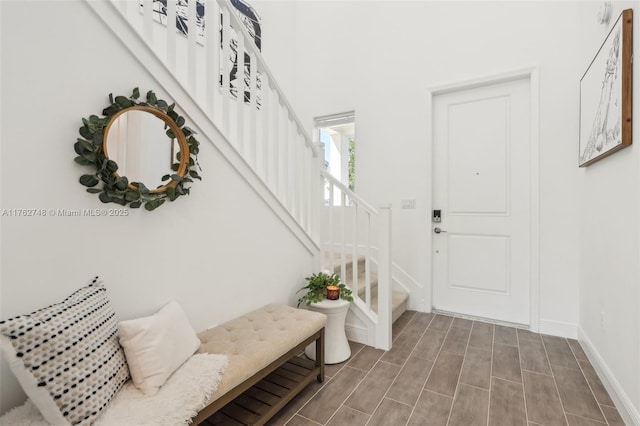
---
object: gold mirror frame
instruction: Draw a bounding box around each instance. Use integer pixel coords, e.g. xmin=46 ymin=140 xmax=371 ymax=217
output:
xmin=102 ymin=105 xmax=190 ymax=194
xmin=74 ymin=88 xmax=202 ymax=211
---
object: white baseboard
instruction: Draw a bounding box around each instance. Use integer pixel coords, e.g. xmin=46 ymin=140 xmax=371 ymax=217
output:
xmin=538 ymin=319 xmax=578 ymax=338
xmin=578 ymin=327 xmax=640 ymax=426
xmin=345 ymin=324 xmax=368 ymax=346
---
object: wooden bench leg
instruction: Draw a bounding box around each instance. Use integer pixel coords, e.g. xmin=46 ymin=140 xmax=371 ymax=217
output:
xmin=316 ymin=328 xmax=325 ymax=382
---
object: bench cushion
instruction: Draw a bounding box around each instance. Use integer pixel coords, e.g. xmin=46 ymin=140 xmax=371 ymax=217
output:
xmin=197 ymin=304 xmax=326 ymax=405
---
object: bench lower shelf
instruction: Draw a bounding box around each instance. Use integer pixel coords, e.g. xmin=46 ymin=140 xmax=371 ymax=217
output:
xmin=201 ymin=355 xmax=319 ymax=426
xmin=191 ymin=328 xmax=325 ymax=426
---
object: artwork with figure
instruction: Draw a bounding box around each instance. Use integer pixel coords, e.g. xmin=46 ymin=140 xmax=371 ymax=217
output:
xmin=140 ymin=0 xmax=262 ymax=106
xmin=579 ymin=10 xmax=632 ymax=167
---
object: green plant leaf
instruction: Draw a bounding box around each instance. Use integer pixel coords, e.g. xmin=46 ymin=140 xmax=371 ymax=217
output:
xmin=102 ymin=104 xmax=121 ymax=116
xmin=115 ymin=179 xmax=128 ymax=191
xmin=106 ymin=160 xmax=118 ymax=173
xmin=144 ymin=199 xmax=165 ymax=211
xmin=171 ymin=163 xmax=179 ymax=172
xmin=146 ymin=91 xmax=157 ymax=105
xmin=115 ymin=96 xmax=134 ymax=108
xmin=189 ymin=170 xmax=202 ymax=180
xmin=79 ymin=126 xmax=93 ymax=140
xmin=99 ymin=191 xmax=110 ymax=203
xmin=130 ymin=201 xmax=142 ymax=208
xmin=132 ymin=87 xmax=140 ymax=99
xmin=74 ymin=156 xmax=91 ymax=166
xmin=166 ymin=129 xmax=175 ymax=139
xmin=171 ymin=174 xmax=183 ymax=182
xmin=176 ymin=116 xmax=185 ymax=127
xmin=166 ymin=186 xmax=177 ymax=201
xmin=74 ymin=141 xmax=85 ymax=156
xmin=124 ymin=190 xmax=139 ymax=201
xmin=79 ymin=174 xmax=99 ymax=187
xmin=86 ymin=188 xmax=102 ymax=194
xmin=82 ymin=152 xmax=97 ymax=162
xmin=161 ymin=174 xmax=171 ymax=182
xmin=157 ymin=99 xmax=168 ymax=110
xmin=93 ymin=130 xmax=104 ymax=146
xmin=135 ymin=182 xmax=150 ymax=194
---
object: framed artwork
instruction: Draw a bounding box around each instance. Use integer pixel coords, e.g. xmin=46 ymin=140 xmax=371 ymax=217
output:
xmin=140 ymin=0 xmax=262 ymax=106
xmin=579 ymin=9 xmax=633 ymax=167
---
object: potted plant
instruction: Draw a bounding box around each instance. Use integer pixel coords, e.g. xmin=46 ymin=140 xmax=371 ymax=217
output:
xmin=297 ymin=271 xmax=354 ymax=307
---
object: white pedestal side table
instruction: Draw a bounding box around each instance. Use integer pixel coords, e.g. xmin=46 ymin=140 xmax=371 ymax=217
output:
xmin=305 ymin=299 xmax=351 ymax=364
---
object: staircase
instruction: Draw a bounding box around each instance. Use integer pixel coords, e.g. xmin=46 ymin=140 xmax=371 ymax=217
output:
xmin=328 ymin=255 xmax=409 ymax=323
xmin=87 ymin=0 xmax=400 ymax=350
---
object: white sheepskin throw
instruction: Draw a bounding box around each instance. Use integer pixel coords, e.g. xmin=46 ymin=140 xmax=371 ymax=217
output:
xmin=1 ymin=353 xmax=228 ymax=426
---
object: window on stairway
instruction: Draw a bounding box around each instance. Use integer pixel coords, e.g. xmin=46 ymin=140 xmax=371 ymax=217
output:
xmin=315 ymin=112 xmax=356 ymax=193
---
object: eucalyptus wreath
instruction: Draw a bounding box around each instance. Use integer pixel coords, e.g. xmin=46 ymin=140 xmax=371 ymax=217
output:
xmin=74 ymin=88 xmax=202 ymax=211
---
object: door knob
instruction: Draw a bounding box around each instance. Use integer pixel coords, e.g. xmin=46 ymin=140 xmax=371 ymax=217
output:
xmin=434 ymin=227 xmax=447 ymax=234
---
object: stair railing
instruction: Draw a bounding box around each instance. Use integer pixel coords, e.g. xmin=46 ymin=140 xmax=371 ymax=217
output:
xmin=320 ymin=170 xmax=392 ymax=350
xmin=104 ymin=0 xmax=318 ymax=238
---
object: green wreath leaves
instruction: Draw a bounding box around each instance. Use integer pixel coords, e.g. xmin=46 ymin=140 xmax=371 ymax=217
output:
xmin=74 ymin=88 xmax=202 ymax=211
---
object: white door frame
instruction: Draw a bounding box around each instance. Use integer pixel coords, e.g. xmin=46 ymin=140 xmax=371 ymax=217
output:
xmin=426 ymin=66 xmax=540 ymax=332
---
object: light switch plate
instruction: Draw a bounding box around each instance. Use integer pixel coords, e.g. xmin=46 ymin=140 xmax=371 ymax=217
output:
xmin=401 ymin=199 xmax=416 ymax=209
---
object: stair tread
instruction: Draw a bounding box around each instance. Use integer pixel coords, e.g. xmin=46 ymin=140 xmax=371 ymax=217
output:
xmin=325 ymin=253 xmax=410 ymax=323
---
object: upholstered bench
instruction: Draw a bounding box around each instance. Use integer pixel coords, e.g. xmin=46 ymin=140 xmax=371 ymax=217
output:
xmin=191 ymin=304 xmax=327 ymax=425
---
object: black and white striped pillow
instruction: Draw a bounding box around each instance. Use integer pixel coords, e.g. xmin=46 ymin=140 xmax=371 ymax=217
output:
xmin=0 ymin=277 xmax=130 ymax=425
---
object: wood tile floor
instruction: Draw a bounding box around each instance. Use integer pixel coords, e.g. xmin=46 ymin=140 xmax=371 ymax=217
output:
xmin=265 ymin=311 xmax=626 ymax=426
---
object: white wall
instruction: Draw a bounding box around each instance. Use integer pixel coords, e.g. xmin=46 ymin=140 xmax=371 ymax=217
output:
xmin=260 ymin=1 xmax=583 ymax=332
xmin=577 ymin=2 xmax=640 ymax=422
xmin=0 ymin=0 xmax=315 ymax=414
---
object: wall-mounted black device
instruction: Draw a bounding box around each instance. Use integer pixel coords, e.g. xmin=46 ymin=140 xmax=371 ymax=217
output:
xmin=433 ymin=209 xmax=441 ymax=223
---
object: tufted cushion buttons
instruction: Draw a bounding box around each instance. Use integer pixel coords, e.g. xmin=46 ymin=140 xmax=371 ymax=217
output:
xmin=196 ymin=305 xmax=326 ymax=406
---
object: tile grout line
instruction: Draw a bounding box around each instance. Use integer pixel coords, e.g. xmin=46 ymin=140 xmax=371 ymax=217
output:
xmin=281 ymin=375 xmax=333 ymax=426
xmin=486 ymin=322 xmax=495 ymax=426
xmin=565 ymin=337 xmax=610 ymax=425
xmin=516 ymin=329 xmax=531 ymax=425
xmin=404 ymin=314 xmax=453 ymax=426
xmin=540 ymin=335 xmax=572 ymax=426
xmin=442 ymin=316 xmax=471 ymax=426
xmin=281 ymin=342 xmax=368 ymax=426
xmin=292 ymin=413 xmax=323 ymax=425
xmin=359 ymin=313 xmax=433 ymax=426
xmin=567 ymin=412 xmax=608 ymax=425
xmin=399 ymin=313 xmax=443 ymax=425
xmin=326 ymin=362 xmax=376 ymax=426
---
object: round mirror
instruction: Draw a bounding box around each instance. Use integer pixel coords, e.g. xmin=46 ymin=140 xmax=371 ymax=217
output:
xmin=75 ymin=89 xmax=201 ymax=211
xmin=103 ymin=106 xmax=189 ymax=194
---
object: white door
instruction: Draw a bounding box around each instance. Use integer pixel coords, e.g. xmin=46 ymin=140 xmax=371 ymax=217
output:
xmin=432 ymin=77 xmax=531 ymax=325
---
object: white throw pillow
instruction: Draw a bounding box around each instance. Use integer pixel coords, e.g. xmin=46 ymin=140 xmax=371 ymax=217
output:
xmin=0 ymin=277 xmax=130 ymax=426
xmin=118 ymin=300 xmax=201 ymax=395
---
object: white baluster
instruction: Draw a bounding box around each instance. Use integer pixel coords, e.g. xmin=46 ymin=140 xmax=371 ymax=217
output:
xmin=328 ymin=181 xmax=335 ymax=272
xmin=220 ymin=6 xmax=231 ymax=136
xmin=352 ymin=202 xmax=358 ymax=296
xmin=249 ymin=52 xmax=258 ymax=172
xmin=187 ymin=0 xmax=197 ymax=95
xmin=205 ymin=0 xmax=219 ymax=118
xmin=142 ymin=0 xmax=153 ymax=44
xmin=166 ymin=0 xmax=177 ymax=72
xmin=236 ymin=31 xmax=245 ymax=156
xmin=341 ymin=191 xmax=346 ymax=283
xmin=365 ymin=211 xmax=371 ymax=309
xmin=376 ymin=205 xmax=392 ymax=350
